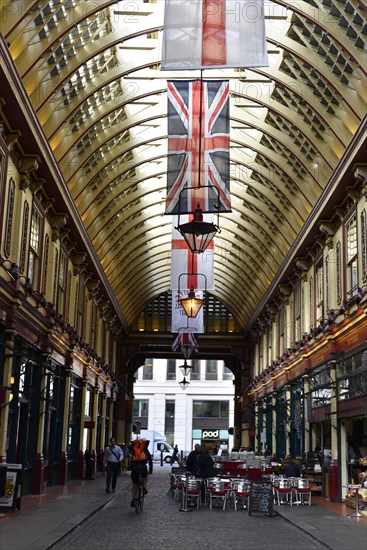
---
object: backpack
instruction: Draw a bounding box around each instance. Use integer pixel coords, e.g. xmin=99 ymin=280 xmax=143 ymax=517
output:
xmin=131 ymin=438 xmax=149 ymax=462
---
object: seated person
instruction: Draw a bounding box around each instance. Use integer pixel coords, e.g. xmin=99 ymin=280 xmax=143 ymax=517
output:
xmin=284 ymin=458 xmax=301 ymax=478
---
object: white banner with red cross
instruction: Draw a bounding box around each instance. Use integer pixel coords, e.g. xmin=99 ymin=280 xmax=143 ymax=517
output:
xmin=170 ymin=215 xmax=215 ymax=291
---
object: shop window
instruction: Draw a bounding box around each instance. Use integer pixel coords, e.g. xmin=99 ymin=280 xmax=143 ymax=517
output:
xmin=206 ymin=360 xmax=217 ymax=380
xmin=346 ymin=215 xmax=358 ymax=297
xmin=311 ymin=370 xmax=331 ymax=408
xmin=338 ymin=350 xmax=367 ymax=401
xmin=143 ymin=359 xmax=153 ymax=380
xmin=84 ymin=386 xmax=93 ymax=418
xmin=28 ymin=206 xmax=42 ymax=287
xmin=20 ymin=201 xmax=29 ymax=273
xmin=166 ymin=359 xmax=176 ymax=380
xmin=4 ymin=177 xmax=15 ymax=257
xmin=193 ymin=400 xmax=229 ymax=419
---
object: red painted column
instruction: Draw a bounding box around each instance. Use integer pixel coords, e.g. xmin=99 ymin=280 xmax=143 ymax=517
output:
xmin=77 ymin=449 xmax=84 ymax=479
xmin=32 ymin=453 xmax=44 ymax=494
xmin=329 ymin=459 xmax=339 ymax=502
xmin=59 ymin=451 xmax=68 ymax=485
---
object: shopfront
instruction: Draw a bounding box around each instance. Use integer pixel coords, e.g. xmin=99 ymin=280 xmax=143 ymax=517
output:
xmin=192 ymin=429 xmax=230 ymax=454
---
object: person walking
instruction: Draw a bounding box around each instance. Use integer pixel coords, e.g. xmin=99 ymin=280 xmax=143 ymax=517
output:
xmin=171 ymin=444 xmax=180 ymax=464
xmin=104 ymin=437 xmax=124 ymax=493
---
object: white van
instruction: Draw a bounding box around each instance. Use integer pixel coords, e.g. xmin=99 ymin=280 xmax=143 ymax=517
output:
xmin=153 ymin=441 xmax=174 ymax=462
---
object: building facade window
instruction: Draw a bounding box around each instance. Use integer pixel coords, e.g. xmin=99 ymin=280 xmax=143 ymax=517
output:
xmin=4 ymin=177 xmax=15 ymax=257
xmin=190 ymin=359 xmax=200 ymax=380
xmin=28 ymin=206 xmax=42 ymax=286
xmin=223 ymin=366 xmax=233 ymax=380
xmin=143 ymin=359 xmax=153 ymax=380
xmin=193 ymin=400 xmax=229 ymax=419
xmin=56 ymin=251 xmax=67 ymax=315
xmin=52 ymin=248 xmax=58 ymax=304
xmin=133 ymin=399 xmax=149 ymax=419
xmin=336 ymin=242 xmax=342 ymax=304
xmin=309 ymin=276 xmax=314 ymax=328
xmin=316 ymin=260 xmax=324 ymax=323
xmin=165 ymin=399 xmax=175 ymax=418
xmin=346 ymin=214 xmax=358 ymax=297
xmin=166 ymin=359 xmax=176 ymax=380
xmin=65 ymin=271 xmax=72 ymax=323
xmin=205 ymin=360 xmax=217 ymax=380
xmin=41 ymin=234 xmax=49 ymax=295
xmin=20 ymin=201 xmax=29 ymax=273
xmin=294 ymin=282 xmax=302 ymax=341
xmin=361 ymin=209 xmax=366 ymax=282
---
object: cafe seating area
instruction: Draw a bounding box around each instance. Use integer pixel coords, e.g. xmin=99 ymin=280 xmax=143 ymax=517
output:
xmin=168 ymin=469 xmax=313 ymax=512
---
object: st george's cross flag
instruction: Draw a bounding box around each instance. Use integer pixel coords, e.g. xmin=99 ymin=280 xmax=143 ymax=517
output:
xmin=166 ymin=80 xmax=230 ymax=214
xmin=161 ymin=0 xmax=268 ymax=70
xmin=171 ymin=216 xmax=215 ymax=291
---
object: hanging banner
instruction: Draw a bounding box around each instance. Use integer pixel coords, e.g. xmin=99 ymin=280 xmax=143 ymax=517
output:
xmin=171 ymin=216 xmax=215 ymax=291
xmin=171 ymin=290 xmax=204 ymax=333
xmin=172 ymin=330 xmax=199 ymax=354
xmin=165 ymin=80 xmax=230 ymax=214
xmin=161 ymin=0 xmax=268 ymax=70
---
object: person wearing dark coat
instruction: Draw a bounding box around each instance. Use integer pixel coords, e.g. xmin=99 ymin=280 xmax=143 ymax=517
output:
xmin=195 ymin=450 xmax=215 ymax=499
xmin=284 ymin=458 xmax=301 ymax=478
xmin=186 ymin=444 xmax=201 ymax=474
xmin=171 ymin=444 xmax=180 ymax=464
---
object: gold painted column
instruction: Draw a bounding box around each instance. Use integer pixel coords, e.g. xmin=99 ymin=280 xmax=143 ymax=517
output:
xmin=33 ymin=368 xmax=47 ymax=494
xmin=0 ymin=335 xmax=15 ymax=462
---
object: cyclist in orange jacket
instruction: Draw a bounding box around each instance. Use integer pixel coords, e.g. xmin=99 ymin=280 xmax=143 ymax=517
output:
xmin=130 ymin=422 xmax=153 ymax=507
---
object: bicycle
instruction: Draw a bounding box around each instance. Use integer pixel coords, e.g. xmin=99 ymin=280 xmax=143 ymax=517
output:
xmin=133 ymin=472 xmax=145 ymax=514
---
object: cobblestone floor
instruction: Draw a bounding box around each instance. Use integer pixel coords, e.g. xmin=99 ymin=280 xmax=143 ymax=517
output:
xmin=51 ymin=468 xmax=327 ymax=550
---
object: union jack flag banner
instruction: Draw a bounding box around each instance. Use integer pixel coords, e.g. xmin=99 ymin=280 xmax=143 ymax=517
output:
xmin=172 ymin=330 xmax=199 ymax=354
xmin=161 ymin=0 xmax=268 ymax=71
xmin=165 ymin=80 xmax=231 ymax=215
xmin=171 ymin=216 xmax=215 ymax=291
xmin=171 ymin=290 xmax=204 ymax=333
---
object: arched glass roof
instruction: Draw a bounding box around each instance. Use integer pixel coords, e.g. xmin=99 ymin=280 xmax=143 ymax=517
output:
xmin=1 ymin=0 xmax=366 ymax=331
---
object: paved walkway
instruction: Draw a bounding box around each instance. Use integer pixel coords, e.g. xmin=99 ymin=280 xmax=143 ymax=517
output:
xmin=0 ymin=465 xmax=366 ymax=550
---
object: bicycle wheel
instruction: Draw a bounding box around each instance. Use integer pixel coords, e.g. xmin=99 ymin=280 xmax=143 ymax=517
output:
xmin=139 ymin=488 xmax=144 ymax=512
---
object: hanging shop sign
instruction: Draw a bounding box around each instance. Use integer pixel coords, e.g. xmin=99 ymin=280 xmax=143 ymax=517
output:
xmin=202 ymin=429 xmax=219 ymax=439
